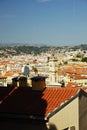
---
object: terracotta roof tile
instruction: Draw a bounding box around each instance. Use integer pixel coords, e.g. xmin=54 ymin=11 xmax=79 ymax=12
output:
xmin=43 ymin=87 xmax=79 ymax=115
xmin=4 ymin=70 xmax=20 ymax=77
xmin=66 ymin=82 xmax=78 ymax=88
xmin=0 ymin=87 xmax=80 ymax=117
xmin=71 ymin=75 xmax=87 ymax=80
xmin=0 ymin=76 xmax=7 ymax=79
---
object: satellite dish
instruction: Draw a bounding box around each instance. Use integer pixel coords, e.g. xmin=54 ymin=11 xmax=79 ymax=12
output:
xmin=22 ymin=65 xmax=29 ymax=76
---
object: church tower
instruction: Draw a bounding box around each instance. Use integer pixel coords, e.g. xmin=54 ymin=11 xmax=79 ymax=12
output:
xmin=48 ymin=48 xmax=58 ymax=84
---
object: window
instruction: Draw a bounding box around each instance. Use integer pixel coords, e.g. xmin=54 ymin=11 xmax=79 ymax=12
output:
xmin=63 ymin=126 xmax=75 ymax=130
xmin=70 ymin=126 xmax=75 ymax=130
xmin=63 ymin=128 xmax=69 ymax=130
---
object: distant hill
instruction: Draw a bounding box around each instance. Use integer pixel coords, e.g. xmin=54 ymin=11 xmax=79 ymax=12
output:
xmin=0 ymin=44 xmax=87 ymax=57
xmin=70 ymin=44 xmax=87 ymax=50
xmin=0 ymin=45 xmax=53 ymax=57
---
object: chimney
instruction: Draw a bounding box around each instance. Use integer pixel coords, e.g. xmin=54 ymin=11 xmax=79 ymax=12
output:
xmin=30 ymin=75 xmax=47 ymax=91
xmin=12 ymin=76 xmax=27 ymax=87
xmin=18 ymin=76 xmax=27 ymax=87
xmin=12 ymin=77 xmax=18 ymax=87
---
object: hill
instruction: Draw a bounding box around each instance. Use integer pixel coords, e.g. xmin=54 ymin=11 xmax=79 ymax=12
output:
xmin=0 ymin=44 xmax=87 ymax=57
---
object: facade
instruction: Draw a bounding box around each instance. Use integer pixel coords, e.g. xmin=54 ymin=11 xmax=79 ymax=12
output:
xmin=72 ymin=76 xmax=87 ymax=87
xmin=0 ymin=76 xmax=7 ymax=86
xmin=49 ymin=57 xmax=58 ymax=84
xmin=49 ymin=95 xmax=79 ymax=130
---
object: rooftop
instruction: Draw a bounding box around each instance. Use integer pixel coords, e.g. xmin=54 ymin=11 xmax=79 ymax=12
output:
xmin=0 ymin=86 xmax=80 ymax=118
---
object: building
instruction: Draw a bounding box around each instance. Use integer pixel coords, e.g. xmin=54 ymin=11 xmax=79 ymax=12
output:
xmin=0 ymin=76 xmax=7 ymax=86
xmin=49 ymin=56 xmax=58 ymax=84
xmin=0 ymin=76 xmax=87 ymax=130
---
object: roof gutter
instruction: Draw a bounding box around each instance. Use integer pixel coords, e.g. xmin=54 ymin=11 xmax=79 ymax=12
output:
xmin=0 ymin=113 xmax=48 ymax=122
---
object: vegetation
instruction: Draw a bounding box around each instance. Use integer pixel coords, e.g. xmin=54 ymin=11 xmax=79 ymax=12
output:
xmin=0 ymin=45 xmax=52 ymax=57
xmin=0 ymin=44 xmax=87 ymax=57
xmin=81 ymin=57 xmax=87 ymax=62
xmin=72 ymin=58 xmax=79 ymax=62
xmin=32 ymin=66 xmax=38 ymax=74
xmin=71 ymin=44 xmax=87 ymax=51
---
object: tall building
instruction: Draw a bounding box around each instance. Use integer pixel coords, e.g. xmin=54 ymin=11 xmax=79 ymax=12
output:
xmin=48 ymin=50 xmax=59 ymax=84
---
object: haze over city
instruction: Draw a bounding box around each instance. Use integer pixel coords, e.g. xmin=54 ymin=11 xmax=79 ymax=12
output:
xmin=0 ymin=0 xmax=87 ymax=46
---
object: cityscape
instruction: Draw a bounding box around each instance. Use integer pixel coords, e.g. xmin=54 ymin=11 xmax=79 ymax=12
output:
xmin=0 ymin=44 xmax=87 ymax=129
xmin=1 ymin=0 xmax=87 ymax=129
xmin=0 ymin=44 xmax=87 ymax=88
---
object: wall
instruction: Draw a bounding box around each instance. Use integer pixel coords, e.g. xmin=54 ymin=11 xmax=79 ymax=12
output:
xmin=73 ymin=79 xmax=87 ymax=86
xmin=49 ymin=98 xmax=79 ymax=130
xmin=79 ymin=93 xmax=87 ymax=130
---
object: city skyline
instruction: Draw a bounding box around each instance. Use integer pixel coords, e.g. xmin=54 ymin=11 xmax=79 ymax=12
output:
xmin=0 ymin=0 xmax=87 ymax=46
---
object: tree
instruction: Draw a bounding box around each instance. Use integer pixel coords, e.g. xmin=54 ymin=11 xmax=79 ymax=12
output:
xmin=32 ymin=66 xmax=38 ymax=74
xmin=81 ymin=57 xmax=87 ymax=62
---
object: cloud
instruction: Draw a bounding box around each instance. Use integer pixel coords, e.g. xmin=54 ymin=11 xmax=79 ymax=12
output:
xmin=36 ymin=0 xmax=51 ymax=3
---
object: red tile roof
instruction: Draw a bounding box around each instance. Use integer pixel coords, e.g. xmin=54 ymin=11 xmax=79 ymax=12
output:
xmin=63 ymin=66 xmax=87 ymax=75
xmin=0 ymin=76 xmax=7 ymax=79
xmin=0 ymin=87 xmax=80 ymax=117
xmin=43 ymin=87 xmax=79 ymax=116
xmin=4 ymin=70 xmax=21 ymax=77
xmin=65 ymin=82 xmax=78 ymax=88
xmin=71 ymin=75 xmax=87 ymax=80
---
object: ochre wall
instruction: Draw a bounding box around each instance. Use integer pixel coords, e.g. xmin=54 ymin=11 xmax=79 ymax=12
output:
xmin=79 ymin=93 xmax=87 ymax=130
xmin=49 ymin=98 xmax=79 ymax=130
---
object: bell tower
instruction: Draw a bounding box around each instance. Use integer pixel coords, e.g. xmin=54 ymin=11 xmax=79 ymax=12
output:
xmin=48 ymin=48 xmax=58 ymax=84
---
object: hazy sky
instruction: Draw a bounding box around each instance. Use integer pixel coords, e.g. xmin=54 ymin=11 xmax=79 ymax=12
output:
xmin=0 ymin=0 xmax=87 ymax=46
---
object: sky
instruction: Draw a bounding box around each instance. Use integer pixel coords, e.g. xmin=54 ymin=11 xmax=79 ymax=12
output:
xmin=0 ymin=0 xmax=87 ymax=46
